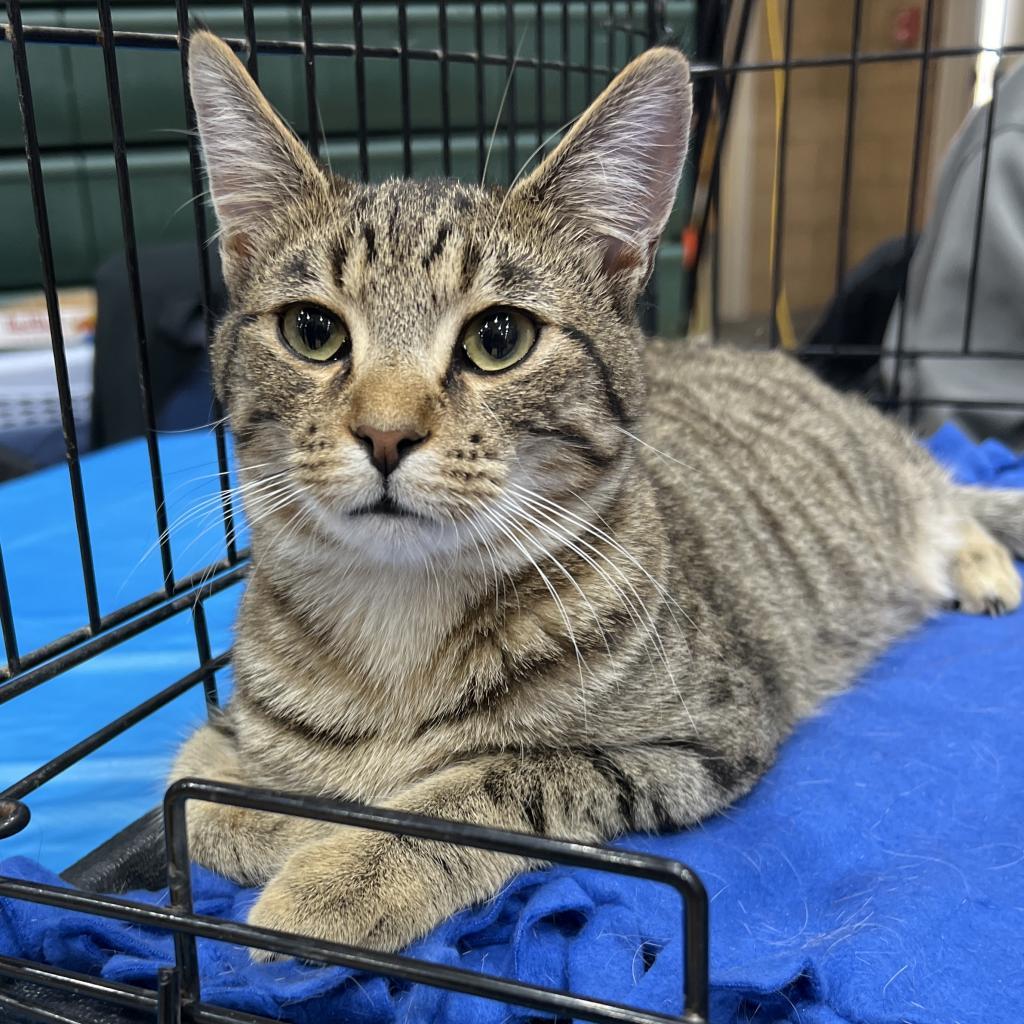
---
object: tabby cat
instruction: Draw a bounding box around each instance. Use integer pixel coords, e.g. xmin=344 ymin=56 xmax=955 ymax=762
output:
xmin=172 ymin=30 xmax=1024 ymax=957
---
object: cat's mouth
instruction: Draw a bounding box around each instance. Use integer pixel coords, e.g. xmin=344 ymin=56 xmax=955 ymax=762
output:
xmin=349 ymin=495 xmax=429 ymax=522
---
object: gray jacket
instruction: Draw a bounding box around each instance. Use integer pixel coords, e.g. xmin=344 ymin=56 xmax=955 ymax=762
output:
xmin=884 ymin=60 xmax=1024 ymax=449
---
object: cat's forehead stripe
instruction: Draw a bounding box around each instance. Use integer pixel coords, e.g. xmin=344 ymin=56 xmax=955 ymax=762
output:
xmin=460 ymin=242 xmax=481 ymax=292
xmin=281 ymin=253 xmax=318 ymax=291
xmin=562 ymin=324 xmax=628 ymax=424
xmin=331 ymin=243 xmax=347 ymax=288
xmin=423 ymin=224 xmax=451 ymax=268
xmin=494 ymin=259 xmax=536 ymax=292
xmin=363 ymin=225 xmax=377 ymax=263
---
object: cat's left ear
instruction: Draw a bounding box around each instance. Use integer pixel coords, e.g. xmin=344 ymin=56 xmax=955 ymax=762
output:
xmin=513 ymin=47 xmax=691 ymax=287
xmin=187 ymin=30 xmax=330 ymax=265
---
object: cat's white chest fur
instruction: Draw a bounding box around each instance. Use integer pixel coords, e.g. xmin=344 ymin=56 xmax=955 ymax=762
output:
xmin=275 ymin=533 xmax=470 ymax=691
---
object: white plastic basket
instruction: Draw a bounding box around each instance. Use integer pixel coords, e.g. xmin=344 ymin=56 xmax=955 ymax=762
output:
xmin=0 ymin=345 xmax=93 ymax=432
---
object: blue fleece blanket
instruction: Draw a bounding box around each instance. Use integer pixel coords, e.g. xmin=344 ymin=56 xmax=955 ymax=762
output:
xmin=1 ymin=423 xmax=1022 ymax=1024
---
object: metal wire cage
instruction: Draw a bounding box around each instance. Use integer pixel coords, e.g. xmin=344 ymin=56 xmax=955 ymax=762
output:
xmin=1 ymin=0 xmax=1022 ymax=1021
xmin=0 ymin=2 xmax=711 ymax=1022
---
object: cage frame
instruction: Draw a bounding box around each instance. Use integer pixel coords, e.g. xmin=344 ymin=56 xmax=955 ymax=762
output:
xmin=2 ymin=0 xmax=1021 ymax=1020
xmin=0 ymin=1 xmax=715 ymax=1021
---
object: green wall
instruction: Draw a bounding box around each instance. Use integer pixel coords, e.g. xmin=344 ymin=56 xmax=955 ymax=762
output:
xmin=1 ymin=2 xmax=695 ymax=332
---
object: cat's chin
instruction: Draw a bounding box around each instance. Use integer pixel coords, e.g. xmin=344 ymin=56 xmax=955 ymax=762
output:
xmin=348 ymin=495 xmax=433 ymax=523
xmin=282 ymin=488 xmax=505 ymax=571
xmin=303 ymin=502 xmax=468 ymax=567
xmin=352 ymin=531 xmax=475 ymax=570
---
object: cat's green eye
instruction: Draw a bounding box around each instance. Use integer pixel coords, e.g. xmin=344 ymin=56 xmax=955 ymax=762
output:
xmin=279 ymin=303 xmax=349 ymax=363
xmin=461 ymin=307 xmax=537 ymax=373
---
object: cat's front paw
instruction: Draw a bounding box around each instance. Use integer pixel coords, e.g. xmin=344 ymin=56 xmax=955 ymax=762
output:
xmin=245 ymin=830 xmax=455 ymax=960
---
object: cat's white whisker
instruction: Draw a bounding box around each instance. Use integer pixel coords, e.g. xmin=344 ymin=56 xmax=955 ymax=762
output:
xmin=517 ymin=498 xmax=698 ymax=731
xmin=504 ymin=486 xmax=690 ymax=711
xmin=494 ymin=508 xmax=601 ymax=731
xmin=480 ymin=28 xmax=530 ymax=187
xmin=508 ymin=481 xmax=705 ymax=720
xmin=154 ymin=413 xmax=231 ymax=437
xmin=508 ymin=490 xmax=671 ymax=663
xmin=498 ymin=496 xmax=613 ymax=663
xmin=261 ymin=490 xmax=318 ymax=559
xmin=452 ymin=505 xmax=506 ymax=608
xmin=510 ymin=481 xmax=704 ymax=644
xmin=115 ymin=470 xmax=290 ymax=597
xmin=485 ymin=113 xmax=581 ymax=246
xmin=614 ymin=425 xmax=698 ymax=474
xmin=477 ymin=505 xmax=589 ymax=708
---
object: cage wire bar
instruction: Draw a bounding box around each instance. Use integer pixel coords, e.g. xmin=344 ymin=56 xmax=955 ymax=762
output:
xmin=439 ymin=0 xmax=453 ymax=175
xmin=241 ymin=0 xmax=258 ymax=82
xmin=300 ymin=0 xmax=321 ymax=161
xmin=5 ymin=0 xmax=102 ymax=637
xmin=398 ymin=0 xmax=413 ymax=176
xmin=962 ymin=54 xmax=1002 ymax=356
xmin=0 ymin=779 xmax=709 ymax=1024
xmin=96 ymin=0 xmax=178 ymax=594
xmin=3 ymin=0 xmax=1024 ymax=1020
xmin=886 ymin=0 xmax=935 ymax=410
xmin=834 ymin=0 xmax=864 ymax=302
xmin=353 ymin=0 xmax=370 ymax=181
xmin=505 ymin=0 xmax=516 ymax=181
xmin=175 ymin=0 xmax=239 ymax=565
xmin=474 ymin=2 xmax=487 ymax=178
xmin=767 ymin=0 xmax=793 ymax=351
xmin=686 ymin=0 xmax=744 ymax=336
xmin=0 ymin=540 xmax=19 ymax=672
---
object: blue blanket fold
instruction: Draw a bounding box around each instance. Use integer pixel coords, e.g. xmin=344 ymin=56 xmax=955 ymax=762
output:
xmin=2 ymin=423 xmax=1022 ymax=1024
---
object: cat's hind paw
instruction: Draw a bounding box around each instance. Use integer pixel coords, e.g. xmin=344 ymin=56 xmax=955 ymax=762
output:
xmin=950 ymin=522 xmax=1022 ymax=616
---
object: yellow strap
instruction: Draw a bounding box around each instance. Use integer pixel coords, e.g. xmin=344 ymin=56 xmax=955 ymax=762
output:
xmin=765 ymin=0 xmax=799 ymax=350
xmin=688 ymin=115 xmax=719 ymax=336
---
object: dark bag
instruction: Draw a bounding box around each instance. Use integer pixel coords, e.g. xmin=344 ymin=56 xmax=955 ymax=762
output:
xmin=91 ymin=243 xmax=226 ymax=449
xmin=801 ymin=236 xmax=914 ymax=394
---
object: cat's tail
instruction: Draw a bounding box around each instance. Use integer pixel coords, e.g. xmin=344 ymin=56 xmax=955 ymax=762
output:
xmin=959 ymin=486 xmax=1024 ymax=558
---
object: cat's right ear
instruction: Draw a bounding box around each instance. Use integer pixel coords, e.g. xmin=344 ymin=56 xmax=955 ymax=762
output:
xmin=511 ymin=47 xmax=691 ymax=289
xmin=187 ymin=31 xmax=328 ymax=262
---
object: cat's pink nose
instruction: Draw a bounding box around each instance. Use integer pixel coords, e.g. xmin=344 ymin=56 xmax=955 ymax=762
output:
xmin=352 ymin=424 xmax=428 ymax=477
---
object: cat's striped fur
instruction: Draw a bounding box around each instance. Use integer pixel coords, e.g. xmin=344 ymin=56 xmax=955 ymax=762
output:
xmin=172 ymin=31 xmax=1024 ymax=955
